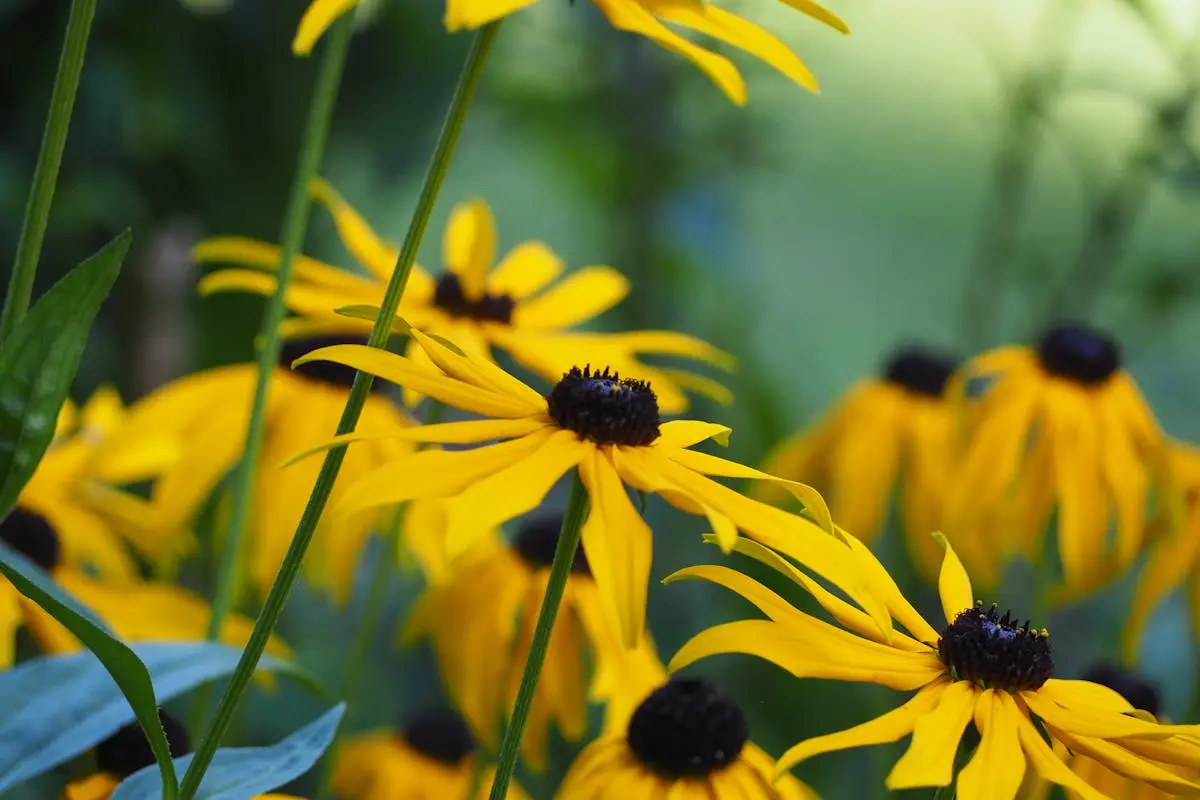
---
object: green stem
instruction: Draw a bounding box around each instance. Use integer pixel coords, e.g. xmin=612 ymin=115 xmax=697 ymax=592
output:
xmin=488 ymin=471 xmax=589 ymax=800
xmin=0 ymin=0 xmax=96 ymax=343
xmin=178 ymin=20 xmax=501 ymax=799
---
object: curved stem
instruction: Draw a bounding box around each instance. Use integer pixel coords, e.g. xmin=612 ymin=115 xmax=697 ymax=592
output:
xmin=488 ymin=471 xmax=589 ymax=800
xmin=0 ymin=0 xmax=96 ymax=343
xmin=178 ymin=20 xmax=502 ymax=799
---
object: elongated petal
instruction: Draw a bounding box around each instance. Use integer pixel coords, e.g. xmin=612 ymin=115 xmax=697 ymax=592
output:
xmin=192 ymin=236 xmax=375 ymax=290
xmin=654 ymin=420 xmax=731 ymax=449
xmin=308 ymin=177 xmax=400 ymax=280
xmin=841 ymin=533 xmax=940 ymax=645
xmin=443 ymin=199 xmax=496 ymax=301
xmin=1037 ymin=679 xmax=1135 ymax=714
xmin=512 ymin=265 xmax=630 ymax=330
xmin=293 ymin=0 xmax=361 ymax=55
xmin=1050 ymin=727 xmax=1200 ymax=795
xmin=888 ymin=680 xmax=978 ymax=789
xmin=666 ymin=565 xmax=803 ymax=624
xmin=1125 ymin=522 xmax=1200 ymax=661
xmin=408 ymin=328 xmax=546 ymax=408
xmin=776 ymin=0 xmax=849 ymax=32
xmin=1008 ymin=695 xmax=1107 ymax=800
xmin=956 ymin=690 xmax=1025 ymax=800
xmin=281 ymin=418 xmax=548 ymax=467
xmin=935 ymin=532 xmax=974 ymax=626
xmin=487 ymin=241 xmax=564 ymax=299
xmin=1023 ymin=690 xmax=1185 ymax=740
xmin=0 ymin=580 xmax=20 ymax=668
xmin=604 ymin=330 xmax=736 ymax=371
xmin=444 ymin=0 xmax=539 ymax=31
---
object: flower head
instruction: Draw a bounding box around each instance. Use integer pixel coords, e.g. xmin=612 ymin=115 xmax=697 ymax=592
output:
xmin=757 ymin=344 xmax=959 ymax=577
xmin=667 ymin=533 xmax=1200 ymax=798
xmin=195 ymin=181 xmax=733 ymax=413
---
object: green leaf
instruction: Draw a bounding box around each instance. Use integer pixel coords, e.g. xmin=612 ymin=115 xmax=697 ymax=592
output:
xmin=111 ymin=704 xmax=346 ymax=800
xmin=0 ymin=229 xmax=130 ymax=516
xmin=0 ymin=643 xmax=299 ymax=793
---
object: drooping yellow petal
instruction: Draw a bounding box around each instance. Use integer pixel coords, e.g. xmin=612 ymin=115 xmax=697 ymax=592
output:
xmin=1044 ymin=383 xmax=1108 ymax=589
xmin=1008 ymin=694 xmax=1107 ymax=800
xmin=0 ymin=580 xmax=21 ymax=668
xmin=1050 ymin=727 xmax=1200 ymax=795
xmin=665 ymin=565 xmax=805 ymax=625
xmin=935 ymin=532 xmax=974 ymax=627
xmin=887 ymin=680 xmax=978 ymax=789
xmin=1022 ymin=690 xmax=1184 ymax=740
xmin=776 ymin=0 xmax=849 ymax=33
xmin=1037 ymin=679 xmax=1136 ymax=715
xmin=956 ymin=690 xmax=1025 ymax=800
xmin=308 ymin=177 xmax=400 ymax=281
xmin=443 ymin=199 xmax=496 ymax=301
xmin=1125 ymin=515 xmax=1200 ymax=662
xmin=511 ymin=265 xmax=630 ymax=330
xmin=841 ymin=533 xmax=940 ymax=646
xmin=443 ymin=0 xmax=540 ymax=31
xmin=293 ymin=0 xmax=361 ymax=55
xmin=408 ymin=328 xmax=546 ymax=408
xmin=485 ymin=241 xmax=564 ymax=299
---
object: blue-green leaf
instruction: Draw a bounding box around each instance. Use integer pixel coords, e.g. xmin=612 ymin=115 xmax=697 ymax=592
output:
xmin=111 ymin=704 xmax=346 ymax=800
xmin=0 ymin=643 xmax=297 ymax=793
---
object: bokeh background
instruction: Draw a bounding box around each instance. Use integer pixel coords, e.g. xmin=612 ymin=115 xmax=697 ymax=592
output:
xmin=4 ymin=0 xmax=1200 ymax=796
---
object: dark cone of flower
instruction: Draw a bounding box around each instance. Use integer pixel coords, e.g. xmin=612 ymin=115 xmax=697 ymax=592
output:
xmin=626 ymin=676 xmax=748 ymax=779
xmin=433 ymin=274 xmax=515 ymax=324
xmin=546 ymin=366 xmax=660 ymax=446
xmin=938 ymin=602 xmax=1053 ymax=692
xmin=1036 ymin=323 xmax=1121 ymax=385
xmin=0 ymin=507 xmax=61 ymax=571
xmin=882 ymin=346 xmax=959 ymax=398
xmin=402 ymin=708 xmax=476 ymax=766
xmin=280 ymin=335 xmax=390 ymax=393
xmin=97 ymin=709 xmax=191 ymax=779
xmin=1082 ymin=662 xmax=1161 ymax=717
xmin=513 ymin=513 xmax=590 ymax=575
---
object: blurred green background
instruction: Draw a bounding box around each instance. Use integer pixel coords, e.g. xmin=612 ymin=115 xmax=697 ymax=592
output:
xmin=4 ymin=0 xmax=1200 ymax=796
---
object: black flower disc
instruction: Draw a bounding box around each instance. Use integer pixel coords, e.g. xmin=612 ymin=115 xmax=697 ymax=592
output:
xmin=626 ymin=676 xmax=748 ymax=779
xmin=882 ymin=346 xmax=959 ymax=398
xmin=1036 ymin=323 xmax=1121 ymax=385
xmin=281 ymin=334 xmax=391 ymax=393
xmin=513 ymin=513 xmax=590 ymax=575
xmin=1081 ymin=662 xmax=1160 ymax=717
xmin=546 ymin=366 xmax=660 ymax=446
xmin=97 ymin=709 xmax=191 ymax=779
xmin=0 ymin=506 xmax=61 ymax=571
xmin=433 ymin=274 xmax=515 ymax=324
xmin=938 ymin=602 xmax=1053 ymax=692
xmin=402 ymin=708 xmax=476 ymax=766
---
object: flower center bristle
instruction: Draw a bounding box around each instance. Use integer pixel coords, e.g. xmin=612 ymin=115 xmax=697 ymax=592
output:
xmin=513 ymin=513 xmax=590 ymax=575
xmin=546 ymin=366 xmax=660 ymax=447
xmin=1036 ymin=323 xmax=1120 ymax=385
xmin=433 ymin=274 xmax=515 ymax=324
xmin=626 ymin=676 xmax=748 ymax=779
xmin=882 ymin=347 xmax=959 ymax=398
xmin=1082 ymin=662 xmax=1160 ymax=717
xmin=97 ymin=709 xmax=191 ymax=779
xmin=0 ymin=507 xmax=61 ymax=572
xmin=280 ymin=334 xmax=392 ymax=393
xmin=402 ymin=708 xmax=476 ymax=766
xmin=938 ymin=602 xmax=1053 ymax=692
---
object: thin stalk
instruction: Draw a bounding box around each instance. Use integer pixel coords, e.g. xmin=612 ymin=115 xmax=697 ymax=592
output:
xmin=179 ymin=21 xmax=502 ymax=799
xmin=0 ymin=0 xmax=96 ymax=343
xmin=488 ymin=472 xmax=589 ymax=800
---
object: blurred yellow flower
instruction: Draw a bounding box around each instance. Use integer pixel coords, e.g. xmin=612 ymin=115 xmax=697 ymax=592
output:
xmin=292 ymin=0 xmax=848 ymax=103
xmin=196 ymin=180 xmax=733 ymax=414
xmin=291 ymin=326 xmax=892 ymax=647
xmin=756 ymin=346 xmax=958 ymax=579
xmin=943 ymin=323 xmax=1170 ymax=598
xmin=668 ymin=533 xmax=1200 ymax=798
xmin=333 ymin=709 xmax=528 ymax=800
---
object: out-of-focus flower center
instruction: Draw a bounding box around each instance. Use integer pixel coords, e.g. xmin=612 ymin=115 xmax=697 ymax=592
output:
xmin=882 ymin=347 xmax=958 ymax=398
xmin=513 ymin=513 xmax=590 ymax=575
xmin=625 ymin=676 xmax=749 ymax=779
xmin=433 ymin=274 xmax=515 ymax=324
xmin=1082 ymin=662 xmax=1160 ymax=717
xmin=281 ymin=334 xmax=391 ymax=393
xmin=0 ymin=507 xmax=61 ymax=571
xmin=1036 ymin=323 xmax=1121 ymax=385
xmin=938 ymin=602 xmax=1053 ymax=692
xmin=402 ymin=708 xmax=476 ymax=766
xmin=546 ymin=366 xmax=661 ymax=447
xmin=97 ymin=709 xmax=191 ymax=779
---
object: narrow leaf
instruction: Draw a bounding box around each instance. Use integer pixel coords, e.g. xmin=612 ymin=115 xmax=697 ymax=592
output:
xmin=111 ymin=704 xmax=346 ymax=800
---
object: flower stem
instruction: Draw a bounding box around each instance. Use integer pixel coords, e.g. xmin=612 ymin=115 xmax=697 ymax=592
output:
xmin=178 ymin=20 xmax=501 ymax=800
xmin=0 ymin=0 xmax=95 ymax=344
xmin=488 ymin=470 xmax=589 ymax=800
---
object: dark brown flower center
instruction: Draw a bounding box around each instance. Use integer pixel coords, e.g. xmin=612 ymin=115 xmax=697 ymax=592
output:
xmin=938 ymin=602 xmax=1053 ymax=692
xmin=0 ymin=507 xmax=60 ymax=572
xmin=97 ymin=709 xmax=191 ymax=779
xmin=281 ymin=334 xmax=392 ymax=393
xmin=882 ymin=347 xmax=959 ymax=398
xmin=546 ymin=366 xmax=660 ymax=446
xmin=513 ymin=513 xmax=590 ymax=575
xmin=626 ymin=676 xmax=748 ymax=779
xmin=1082 ymin=662 xmax=1160 ymax=717
xmin=1036 ymin=323 xmax=1121 ymax=385
xmin=402 ymin=708 xmax=475 ymax=766
xmin=433 ymin=274 xmax=515 ymax=324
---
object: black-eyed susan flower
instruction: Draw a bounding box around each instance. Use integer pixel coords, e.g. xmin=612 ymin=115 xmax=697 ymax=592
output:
xmin=1125 ymin=442 xmax=1200 ymax=662
xmin=333 ymin=708 xmax=528 ymax=800
xmin=64 ymin=709 xmax=300 ymax=799
xmin=291 ymin=326 xmax=893 ymax=647
xmin=403 ymin=512 xmax=615 ymax=770
xmin=292 ymin=0 xmax=848 ymax=103
xmin=196 ymin=181 xmax=733 ymax=414
xmin=943 ymin=322 xmax=1170 ymax=597
xmin=557 ymin=645 xmax=817 ymax=799
xmin=756 ymin=345 xmax=959 ymax=578
xmin=667 ymin=533 xmax=1200 ymax=798
xmin=119 ymin=335 xmax=415 ymax=602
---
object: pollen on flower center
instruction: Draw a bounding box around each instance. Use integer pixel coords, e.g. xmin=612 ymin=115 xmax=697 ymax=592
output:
xmin=0 ymin=507 xmax=61 ymax=571
xmin=626 ymin=676 xmax=749 ymax=779
xmin=546 ymin=366 xmax=661 ymax=447
xmin=1082 ymin=662 xmax=1161 ymax=717
xmin=882 ymin=347 xmax=959 ymax=398
xmin=433 ymin=274 xmax=515 ymax=324
xmin=282 ymin=335 xmax=391 ymax=393
xmin=513 ymin=513 xmax=591 ymax=575
xmin=97 ymin=709 xmax=191 ymax=779
xmin=938 ymin=602 xmax=1053 ymax=692
xmin=1036 ymin=323 xmax=1121 ymax=385
xmin=402 ymin=709 xmax=476 ymax=766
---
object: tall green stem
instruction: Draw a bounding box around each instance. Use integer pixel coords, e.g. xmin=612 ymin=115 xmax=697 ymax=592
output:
xmin=178 ymin=20 xmax=502 ymax=799
xmin=0 ymin=0 xmax=96 ymax=343
xmin=488 ymin=472 xmax=589 ymax=800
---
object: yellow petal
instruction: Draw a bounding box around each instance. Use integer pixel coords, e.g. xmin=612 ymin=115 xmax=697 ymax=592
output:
xmin=512 ymin=265 xmax=630 ymax=330
xmin=0 ymin=581 xmax=20 ymax=668
xmin=956 ymin=690 xmax=1025 ymax=800
xmin=485 ymin=241 xmax=565 ymax=299
xmin=444 ymin=0 xmax=539 ymax=31
xmin=654 ymin=420 xmax=731 ymax=449
xmin=192 ymin=236 xmax=375 ymax=290
xmin=665 ymin=565 xmax=803 ymax=624
xmin=887 ymin=680 xmax=978 ymax=789
xmin=776 ymin=0 xmax=850 ymax=33
xmin=293 ymin=0 xmax=361 ymax=55
xmin=309 ymin=177 xmax=399 ymax=280
xmin=1124 ymin=517 xmax=1200 ymax=662
xmin=1008 ymin=694 xmax=1107 ymax=800
xmin=841 ymin=533 xmax=940 ymax=645
xmin=443 ymin=199 xmax=496 ymax=301
xmin=604 ymin=330 xmax=736 ymax=371
xmin=408 ymin=328 xmax=545 ymax=409
xmin=1037 ymin=679 xmax=1135 ymax=714
xmin=1022 ymin=690 xmax=1182 ymax=740
xmin=280 ymin=418 xmax=546 ymax=467
xmin=1050 ymin=727 xmax=1200 ymax=795
xmin=934 ymin=532 xmax=974 ymax=626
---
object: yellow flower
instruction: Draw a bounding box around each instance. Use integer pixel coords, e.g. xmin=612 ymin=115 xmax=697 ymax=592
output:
xmin=118 ymin=339 xmax=415 ymax=602
xmin=403 ymin=512 xmax=618 ymax=770
xmin=291 ymin=325 xmax=892 ymax=647
xmin=943 ymin=323 xmax=1169 ymax=598
xmin=1124 ymin=441 xmax=1200 ymax=662
xmin=557 ymin=645 xmax=818 ymax=799
xmin=292 ymin=0 xmax=849 ymax=104
xmin=668 ymin=533 xmax=1200 ymax=798
xmin=64 ymin=710 xmax=300 ymax=799
xmin=196 ymin=180 xmax=733 ymax=414
xmin=333 ymin=708 xmax=528 ymax=800
xmin=756 ymin=346 xmax=959 ymax=578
